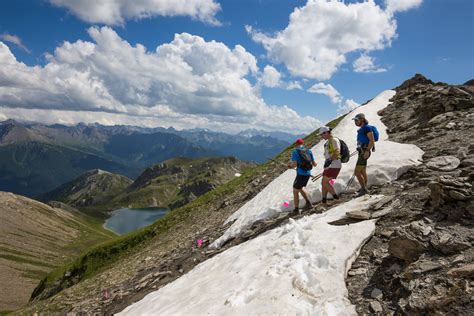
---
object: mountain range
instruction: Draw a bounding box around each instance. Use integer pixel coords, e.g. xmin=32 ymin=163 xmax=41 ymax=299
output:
xmin=0 ymin=120 xmax=295 ymax=197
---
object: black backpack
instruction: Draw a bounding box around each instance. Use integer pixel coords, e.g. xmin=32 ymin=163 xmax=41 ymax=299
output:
xmin=339 ymin=139 xmax=350 ymax=163
xmin=297 ymin=149 xmax=313 ymax=170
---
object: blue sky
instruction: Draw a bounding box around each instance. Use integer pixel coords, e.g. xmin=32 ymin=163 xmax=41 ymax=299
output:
xmin=0 ymin=0 xmax=472 ymax=133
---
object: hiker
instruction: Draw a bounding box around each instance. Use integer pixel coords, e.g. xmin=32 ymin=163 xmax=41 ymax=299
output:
xmin=287 ymin=138 xmax=316 ymax=213
xmin=352 ymin=113 xmax=375 ymax=197
xmin=320 ymin=126 xmax=341 ymax=204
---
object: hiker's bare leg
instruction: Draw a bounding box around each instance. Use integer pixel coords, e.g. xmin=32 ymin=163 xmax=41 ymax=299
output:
xmin=300 ymin=188 xmax=310 ymax=203
xmin=323 ymin=176 xmax=337 ymax=197
xmin=293 ymin=188 xmax=300 ymax=208
xmin=321 ymin=176 xmax=329 ymax=199
xmin=362 ymin=168 xmax=368 ymax=187
xmin=355 ymin=167 xmax=366 ymax=190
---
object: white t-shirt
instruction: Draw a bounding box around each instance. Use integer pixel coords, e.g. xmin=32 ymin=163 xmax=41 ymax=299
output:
xmin=324 ymin=137 xmax=342 ymax=168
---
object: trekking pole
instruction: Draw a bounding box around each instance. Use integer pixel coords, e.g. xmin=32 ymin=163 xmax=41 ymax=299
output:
xmin=350 ymin=150 xmax=358 ymax=157
xmin=344 ymin=174 xmax=356 ymax=193
xmin=311 ymin=172 xmax=323 ymax=182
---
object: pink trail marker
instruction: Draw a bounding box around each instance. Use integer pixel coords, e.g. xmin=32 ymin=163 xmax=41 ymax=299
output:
xmin=283 ymin=201 xmax=290 ymax=207
xmin=197 ymin=239 xmax=203 ymax=247
xmin=329 ymin=179 xmax=336 ymax=186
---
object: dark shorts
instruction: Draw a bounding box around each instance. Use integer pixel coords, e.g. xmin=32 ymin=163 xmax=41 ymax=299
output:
xmin=293 ymin=175 xmax=310 ymax=189
xmin=323 ymin=168 xmax=341 ymax=179
xmin=356 ymin=147 xmax=371 ymax=168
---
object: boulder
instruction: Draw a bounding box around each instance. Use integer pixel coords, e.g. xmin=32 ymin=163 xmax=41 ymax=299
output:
xmin=389 ymin=235 xmax=426 ymax=262
xmin=426 ymin=156 xmax=461 ymax=171
xmin=346 ymin=210 xmax=371 ymax=220
xmin=430 ymin=232 xmax=471 ymax=255
xmin=447 ymin=264 xmax=474 ymax=278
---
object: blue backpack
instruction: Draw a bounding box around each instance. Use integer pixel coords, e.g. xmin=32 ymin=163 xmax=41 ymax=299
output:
xmin=370 ymin=125 xmax=379 ymax=142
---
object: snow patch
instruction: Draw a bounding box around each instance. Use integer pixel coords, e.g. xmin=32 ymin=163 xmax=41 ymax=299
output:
xmin=211 ymin=90 xmax=423 ymax=249
xmin=118 ymin=195 xmax=384 ymax=315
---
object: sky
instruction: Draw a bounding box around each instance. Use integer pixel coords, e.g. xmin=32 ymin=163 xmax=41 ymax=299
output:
xmin=0 ymin=0 xmax=472 ymax=134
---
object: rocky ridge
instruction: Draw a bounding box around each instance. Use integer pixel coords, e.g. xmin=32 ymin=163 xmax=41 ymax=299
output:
xmin=346 ymin=74 xmax=473 ymax=315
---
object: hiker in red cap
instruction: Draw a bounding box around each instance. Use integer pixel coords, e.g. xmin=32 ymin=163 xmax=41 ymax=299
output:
xmin=287 ymin=138 xmax=316 ymax=213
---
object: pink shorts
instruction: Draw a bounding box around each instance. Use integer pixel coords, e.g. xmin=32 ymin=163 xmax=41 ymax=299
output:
xmin=323 ymin=168 xmax=341 ymax=179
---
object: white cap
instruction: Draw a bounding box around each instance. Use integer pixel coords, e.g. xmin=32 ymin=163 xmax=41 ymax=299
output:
xmin=319 ymin=126 xmax=330 ymax=134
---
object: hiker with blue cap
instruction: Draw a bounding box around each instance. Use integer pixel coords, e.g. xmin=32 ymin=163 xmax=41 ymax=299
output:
xmin=352 ymin=113 xmax=377 ymax=197
xmin=287 ymin=138 xmax=316 ymax=213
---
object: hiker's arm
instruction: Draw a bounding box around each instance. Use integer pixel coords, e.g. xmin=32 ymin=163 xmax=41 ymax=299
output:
xmin=365 ymin=131 xmax=375 ymax=158
xmin=287 ymin=161 xmax=297 ymax=168
xmin=312 ymin=160 xmax=317 ymax=167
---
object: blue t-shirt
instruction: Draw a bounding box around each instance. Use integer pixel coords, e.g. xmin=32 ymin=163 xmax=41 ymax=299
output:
xmin=357 ymin=124 xmax=373 ymax=146
xmin=291 ymin=146 xmax=314 ymax=176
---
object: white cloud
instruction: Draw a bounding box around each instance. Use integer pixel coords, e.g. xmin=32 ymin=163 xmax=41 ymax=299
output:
xmin=385 ymin=0 xmax=422 ymax=13
xmin=260 ymin=65 xmax=282 ymax=88
xmin=0 ymin=33 xmax=30 ymax=53
xmin=353 ymin=54 xmax=387 ymax=73
xmin=286 ymin=81 xmax=303 ymax=90
xmin=247 ymin=0 xmax=398 ymax=80
xmin=49 ymin=0 xmax=221 ymax=25
xmin=338 ymin=98 xmax=359 ymax=114
xmin=0 ymin=27 xmax=321 ymax=134
xmin=308 ymin=83 xmax=342 ymax=104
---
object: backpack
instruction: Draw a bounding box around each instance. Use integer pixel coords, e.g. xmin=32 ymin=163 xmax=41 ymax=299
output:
xmin=339 ymin=139 xmax=350 ymax=163
xmin=370 ymin=125 xmax=379 ymax=142
xmin=297 ymin=149 xmax=313 ymax=171
xmin=328 ymin=138 xmax=350 ymax=163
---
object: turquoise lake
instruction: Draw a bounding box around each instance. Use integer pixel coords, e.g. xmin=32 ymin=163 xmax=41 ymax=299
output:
xmin=104 ymin=207 xmax=169 ymax=235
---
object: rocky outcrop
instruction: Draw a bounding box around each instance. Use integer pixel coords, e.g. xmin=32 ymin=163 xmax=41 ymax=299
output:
xmin=347 ymin=74 xmax=474 ymax=315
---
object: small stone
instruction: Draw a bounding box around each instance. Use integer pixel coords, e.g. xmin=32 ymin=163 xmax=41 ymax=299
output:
xmin=447 ymin=264 xmax=474 ymax=278
xmin=371 ymin=288 xmax=383 ymax=300
xmin=346 ymin=210 xmax=371 ymax=220
xmin=413 ymin=261 xmax=443 ymax=274
xmin=370 ymin=300 xmax=383 ymax=313
xmin=178 ymin=269 xmax=184 ymax=274
xmin=453 ymin=255 xmax=465 ymax=264
xmin=448 ymin=190 xmax=469 ymax=201
xmin=379 ymin=229 xmax=394 ymax=238
xmin=348 ymin=268 xmax=367 ymax=276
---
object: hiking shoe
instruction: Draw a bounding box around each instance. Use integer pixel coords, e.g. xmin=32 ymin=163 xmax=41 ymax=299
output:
xmin=291 ymin=207 xmax=300 ymax=215
xmin=321 ymin=198 xmax=327 ymax=205
xmin=354 ymin=189 xmax=368 ymax=197
xmin=303 ymin=202 xmax=313 ymax=210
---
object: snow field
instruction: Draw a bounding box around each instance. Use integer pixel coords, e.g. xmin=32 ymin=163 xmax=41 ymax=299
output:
xmin=210 ymin=90 xmax=424 ymax=249
xmin=119 ymin=195 xmax=385 ymax=315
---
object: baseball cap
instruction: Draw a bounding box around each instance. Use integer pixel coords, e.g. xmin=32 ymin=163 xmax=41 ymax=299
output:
xmin=319 ymin=126 xmax=330 ymax=134
xmin=352 ymin=113 xmax=365 ymax=120
xmin=295 ymin=138 xmax=304 ymax=144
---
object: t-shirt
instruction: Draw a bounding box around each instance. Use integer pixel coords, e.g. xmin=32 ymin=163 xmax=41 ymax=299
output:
xmin=357 ymin=124 xmax=373 ymax=146
xmin=291 ymin=146 xmax=315 ymax=176
xmin=324 ymin=137 xmax=342 ymax=169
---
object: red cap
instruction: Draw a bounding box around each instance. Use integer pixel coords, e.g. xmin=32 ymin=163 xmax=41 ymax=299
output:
xmin=295 ymin=138 xmax=304 ymax=144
